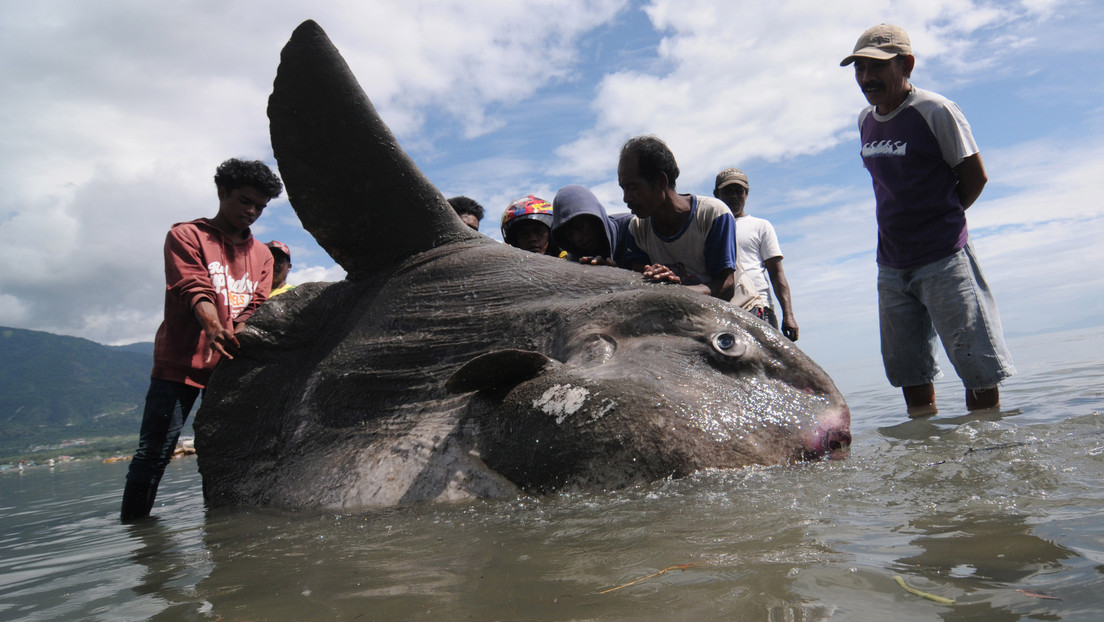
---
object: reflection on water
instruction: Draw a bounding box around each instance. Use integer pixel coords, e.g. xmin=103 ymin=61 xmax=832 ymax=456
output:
xmin=1 ymin=327 xmax=1103 ymax=621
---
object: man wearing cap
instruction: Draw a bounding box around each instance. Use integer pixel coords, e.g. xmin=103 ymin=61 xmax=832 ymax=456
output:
xmin=841 ymin=24 xmax=1015 ymax=416
xmin=714 ymin=168 xmax=798 ymax=341
xmin=266 ymin=240 xmax=294 ymax=297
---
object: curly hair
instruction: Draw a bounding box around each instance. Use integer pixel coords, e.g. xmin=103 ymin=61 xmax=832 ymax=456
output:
xmin=620 ymin=135 xmax=679 ymax=189
xmin=447 ymin=195 xmax=484 ymax=221
xmin=213 ymin=158 xmax=284 ymax=199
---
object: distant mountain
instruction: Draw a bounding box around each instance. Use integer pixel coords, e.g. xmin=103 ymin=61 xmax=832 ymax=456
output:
xmin=110 ymin=341 xmax=155 ymax=356
xmin=0 ymin=326 xmax=154 ymax=454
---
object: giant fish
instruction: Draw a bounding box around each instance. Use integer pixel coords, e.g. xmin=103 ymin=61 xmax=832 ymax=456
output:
xmin=194 ymin=20 xmax=851 ymax=510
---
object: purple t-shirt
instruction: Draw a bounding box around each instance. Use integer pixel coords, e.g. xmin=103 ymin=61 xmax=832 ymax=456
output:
xmin=859 ymin=87 xmax=978 ymax=269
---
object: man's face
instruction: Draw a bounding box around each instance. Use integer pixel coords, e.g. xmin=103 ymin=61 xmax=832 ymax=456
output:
xmin=714 ymin=184 xmax=747 ymax=216
xmin=853 ymin=56 xmax=911 ymax=114
xmin=272 ymin=259 xmax=291 ymax=287
xmin=617 ymin=154 xmax=664 ymax=219
xmin=459 ymin=213 xmax=480 ymax=231
xmin=509 ymin=219 xmax=551 ymax=254
xmin=217 ymin=185 xmax=270 ymax=231
xmin=562 ymin=215 xmax=606 ymax=257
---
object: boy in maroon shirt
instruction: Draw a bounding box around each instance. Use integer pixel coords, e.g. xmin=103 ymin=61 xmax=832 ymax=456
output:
xmin=121 ymin=158 xmax=283 ymax=522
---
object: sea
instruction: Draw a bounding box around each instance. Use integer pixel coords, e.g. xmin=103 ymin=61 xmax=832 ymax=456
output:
xmin=1 ymin=326 xmax=1103 ymax=621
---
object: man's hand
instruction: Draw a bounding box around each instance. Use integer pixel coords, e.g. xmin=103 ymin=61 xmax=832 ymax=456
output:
xmin=193 ymin=299 xmax=240 ymax=363
xmin=781 ymin=317 xmax=799 ymax=342
xmin=642 ymin=264 xmax=681 ymax=284
xmin=579 ymin=256 xmax=617 ymax=267
xmin=204 ymin=325 xmax=241 ymax=363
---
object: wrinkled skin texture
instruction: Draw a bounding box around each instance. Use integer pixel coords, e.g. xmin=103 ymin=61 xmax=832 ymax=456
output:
xmin=194 ymin=21 xmax=850 ymax=510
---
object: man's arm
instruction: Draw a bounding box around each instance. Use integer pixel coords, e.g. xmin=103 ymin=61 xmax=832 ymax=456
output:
xmin=764 ymin=257 xmax=798 ymax=341
xmin=641 ymin=264 xmax=733 ymax=300
xmin=193 ymin=299 xmax=239 ymax=362
xmin=700 ymin=207 xmax=738 ymax=301
xmin=955 ymin=153 xmax=987 ymax=209
xmin=697 ymin=268 xmax=735 ymax=301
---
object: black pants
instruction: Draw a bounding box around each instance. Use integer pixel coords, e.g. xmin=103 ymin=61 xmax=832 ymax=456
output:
xmin=120 ymin=378 xmax=201 ymax=522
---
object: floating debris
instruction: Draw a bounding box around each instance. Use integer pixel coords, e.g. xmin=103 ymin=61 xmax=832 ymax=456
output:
xmin=893 ymin=575 xmax=956 ymax=605
xmin=1017 ymin=589 xmax=1062 ymax=601
xmin=599 ymin=563 xmax=703 ymax=594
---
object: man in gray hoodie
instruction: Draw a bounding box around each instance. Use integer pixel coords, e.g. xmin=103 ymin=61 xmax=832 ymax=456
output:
xmin=551 ymin=185 xmax=633 ymax=268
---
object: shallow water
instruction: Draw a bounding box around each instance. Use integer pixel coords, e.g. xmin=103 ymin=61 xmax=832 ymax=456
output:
xmin=2 ymin=327 xmax=1103 ymax=621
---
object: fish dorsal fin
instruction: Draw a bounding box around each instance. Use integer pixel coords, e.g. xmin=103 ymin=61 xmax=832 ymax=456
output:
xmin=268 ymin=20 xmax=480 ymax=280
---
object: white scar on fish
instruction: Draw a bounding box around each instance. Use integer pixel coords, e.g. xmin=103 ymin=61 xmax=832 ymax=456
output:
xmin=534 ymin=385 xmax=590 ymax=424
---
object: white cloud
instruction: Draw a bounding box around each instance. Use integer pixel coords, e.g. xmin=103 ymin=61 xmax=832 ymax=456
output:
xmin=552 ymin=0 xmax=1063 ymax=191
xmin=289 ymin=265 xmax=348 ymax=286
xmin=0 ymin=0 xmax=1101 ymax=361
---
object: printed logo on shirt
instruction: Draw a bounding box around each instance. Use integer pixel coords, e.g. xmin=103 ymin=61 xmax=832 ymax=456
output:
xmin=207 ymin=261 xmax=259 ymax=318
xmin=862 ymin=140 xmax=908 ymax=158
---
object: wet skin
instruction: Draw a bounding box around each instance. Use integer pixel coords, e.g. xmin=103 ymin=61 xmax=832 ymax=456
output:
xmin=194 ymin=20 xmax=853 ymax=511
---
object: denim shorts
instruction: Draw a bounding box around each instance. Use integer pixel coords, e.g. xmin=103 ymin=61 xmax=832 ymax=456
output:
xmin=878 ymin=243 xmax=1016 ymax=389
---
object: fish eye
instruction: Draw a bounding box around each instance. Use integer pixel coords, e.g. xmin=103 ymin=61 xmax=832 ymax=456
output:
xmin=711 ymin=332 xmax=746 ymax=357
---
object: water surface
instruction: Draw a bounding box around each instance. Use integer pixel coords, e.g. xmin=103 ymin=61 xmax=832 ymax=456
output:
xmin=2 ymin=327 xmax=1103 ymax=621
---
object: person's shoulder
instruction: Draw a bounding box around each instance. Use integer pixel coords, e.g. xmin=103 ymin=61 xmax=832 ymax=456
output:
xmin=737 ymin=215 xmax=777 ymax=242
xmin=610 ymin=211 xmax=634 ymax=226
xmin=911 ymin=86 xmax=950 ymax=102
xmin=909 ymin=86 xmax=959 ymax=113
xmin=739 ymin=214 xmax=772 ymax=226
xmin=695 ymin=195 xmax=731 ymax=217
xmin=169 ymin=217 xmax=208 ymax=231
xmin=165 ymin=218 xmax=212 ymax=243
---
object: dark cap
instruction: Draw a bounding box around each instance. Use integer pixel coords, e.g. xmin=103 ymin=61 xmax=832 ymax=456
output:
xmin=714 ymin=168 xmax=749 ymax=191
xmin=266 ymin=240 xmax=291 ymax=260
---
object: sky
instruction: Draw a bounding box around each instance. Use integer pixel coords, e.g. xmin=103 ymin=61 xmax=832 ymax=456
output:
xmin=2 ymin=0 xmax=1102 ymax=381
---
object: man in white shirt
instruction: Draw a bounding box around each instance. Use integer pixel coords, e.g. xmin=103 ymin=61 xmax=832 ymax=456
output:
xmin=714 ymin=168 xmax=798 ymax=341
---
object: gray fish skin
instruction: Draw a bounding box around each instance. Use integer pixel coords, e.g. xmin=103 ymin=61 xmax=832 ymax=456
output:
xmin=194 ymin=21 xmax=851 ymax=510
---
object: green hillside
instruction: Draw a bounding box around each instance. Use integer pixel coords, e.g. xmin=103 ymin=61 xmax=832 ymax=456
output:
xmin=0 ymin=326 xmax=154 ymax=458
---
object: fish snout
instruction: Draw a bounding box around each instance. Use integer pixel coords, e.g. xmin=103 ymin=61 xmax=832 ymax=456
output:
xmin=801 ymin=407 xmax=852 ymax=460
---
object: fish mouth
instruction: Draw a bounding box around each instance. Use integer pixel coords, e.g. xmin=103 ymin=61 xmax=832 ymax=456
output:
xmin=800 ymin=406 xmax=852 ymax=460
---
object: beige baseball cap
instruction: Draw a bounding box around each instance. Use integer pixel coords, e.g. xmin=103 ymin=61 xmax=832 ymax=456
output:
xmin=714 ymin=168 xmax=749 ymax=191
xmin=840 ymin=24 xmax=912 ymax=66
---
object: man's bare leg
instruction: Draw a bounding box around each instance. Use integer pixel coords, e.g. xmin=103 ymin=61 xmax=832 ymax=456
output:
xmin=966 ymin=386 xmax=1000 ymax=411
xmin=904 ymin=383 xmax=937 ymax=418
